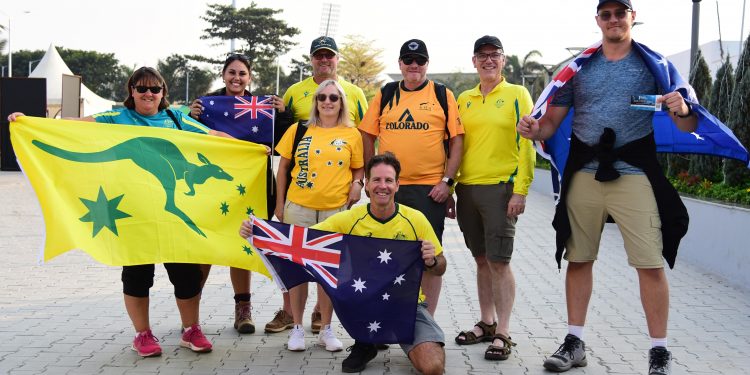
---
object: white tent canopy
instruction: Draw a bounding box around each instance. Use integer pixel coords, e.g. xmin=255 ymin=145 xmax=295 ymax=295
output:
xmin=29 ymin=44 xmax=115 ymax=116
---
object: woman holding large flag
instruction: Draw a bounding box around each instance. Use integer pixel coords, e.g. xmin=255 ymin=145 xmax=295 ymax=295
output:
xmin=9 ymin=66 xmax=222 ymax=357
xmin=188 ymin=54 xmax=290 ymax=335
xmin=274 ymin=79 xmax=365 ymax=352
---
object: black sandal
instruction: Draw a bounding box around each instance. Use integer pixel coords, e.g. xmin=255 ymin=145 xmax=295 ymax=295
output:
xmin=484 ymin=334 xmax=516 ymax=361
xmin=454 ymin=321 xmax=497 ymax=345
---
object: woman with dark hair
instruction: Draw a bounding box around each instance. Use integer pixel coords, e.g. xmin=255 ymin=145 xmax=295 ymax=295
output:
xmin=188 ymin=54 xmax=291 ymax=335
xmin=8 ymin=66 xmax=227 ymax=358
xmin=273 ymin=79 xmax=364 ymax=352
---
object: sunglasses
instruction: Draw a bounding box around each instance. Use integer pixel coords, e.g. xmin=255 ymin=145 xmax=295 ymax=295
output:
xmin=133 ymin=85 xmax=163 ymax=94
xmin=401 ymin=55 xmax=428 ymax=66
xmin=316 ymin=93 xmax=340 ymax=102
xmin=313 ymin=51 xmax=336 ymax=60
xmin=597 ymin=9 xmax=632 ymax=21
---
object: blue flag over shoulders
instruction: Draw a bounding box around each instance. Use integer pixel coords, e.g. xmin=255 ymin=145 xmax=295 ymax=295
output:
xmin=199 ymin=95 xmax=274 ymax=144
xmin=532 ymin=40 xmax=750 ymax=199
xmin=249 ymin=217 xmax=423 ymax=344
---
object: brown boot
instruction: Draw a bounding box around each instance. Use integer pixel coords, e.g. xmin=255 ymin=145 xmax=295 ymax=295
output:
xmin=234 ymin=301 xmax=255 ymax=334
xmin=264 ymin=309 xmax=294 ymax=333
xmin=311 ymin=311 xmax=322 ymax=334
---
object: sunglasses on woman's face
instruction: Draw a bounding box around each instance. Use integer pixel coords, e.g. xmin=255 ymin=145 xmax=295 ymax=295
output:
xmin=401 ymin=55 xmax=428 ymax=66
xmin=133 ymin=85 xmax=163 ymax=94
xmin=316 ymin=93 xmax=340 ymax=102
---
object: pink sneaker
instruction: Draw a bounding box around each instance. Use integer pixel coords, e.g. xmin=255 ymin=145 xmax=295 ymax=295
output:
xmin=132 ymin=330 xmax=162 ymax=357
xmin=180 ymin=324 xmax=212 ymax=353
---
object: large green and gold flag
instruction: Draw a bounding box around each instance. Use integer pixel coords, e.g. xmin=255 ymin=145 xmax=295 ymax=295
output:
xmin=11 ymin=116 xmax=269 ymax=275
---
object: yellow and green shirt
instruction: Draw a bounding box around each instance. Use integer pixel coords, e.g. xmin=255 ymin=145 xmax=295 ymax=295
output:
xmin=276 ymin=124 xmax=364 ymax=210
xmin=456 ymin=80 xmax=535 ymax=195
xmin=359 ymin=80 xmax=464 ymax=185
xmin=282 ymin=76 xmax=369 ymax=124
xmin=312 ymin=203 xmax=442 ymax=303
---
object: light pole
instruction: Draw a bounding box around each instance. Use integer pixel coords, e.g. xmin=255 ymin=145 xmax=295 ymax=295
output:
xmin=0 ymin=10 xmax=30 ymax=78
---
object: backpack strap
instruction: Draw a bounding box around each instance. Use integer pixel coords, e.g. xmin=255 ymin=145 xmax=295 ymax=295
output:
xmin=285 ymin=120 xmax=309 ymax=193
xmin=165 ymin=109 xmax=183 ymax=130
xmin=378 ymin=81 xmax=400 ymax=115
xmin=433 ymin=82 xmax=450 ymax=138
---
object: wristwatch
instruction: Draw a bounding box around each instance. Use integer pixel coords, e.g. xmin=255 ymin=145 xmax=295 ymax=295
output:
xmin=425 ymin=256 xmax=438 ymax=269
xmin=441 ymin=176 xmax=455 ymax=187
xmin=676 ymin=104 xmax=693 ymax=118
xmin=353 ymin=179 xmax=364 ymax=186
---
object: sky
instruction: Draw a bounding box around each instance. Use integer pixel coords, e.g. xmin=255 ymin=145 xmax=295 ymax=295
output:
xmin=2 ymin=0 xmax=749 ymax=78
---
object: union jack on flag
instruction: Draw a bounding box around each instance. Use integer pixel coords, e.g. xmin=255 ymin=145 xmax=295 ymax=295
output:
xmin=247 ymin=216 xmax=424 ymax=344
xmin=251 ymin=216 xmax=342 ymax=289
xmin=199 ymin=95 xmax=274 ymax=144
xmin=532 ymin=40 xmax=749 ymax=201
xmin=234 ymin=96 xmax=274 ymax=120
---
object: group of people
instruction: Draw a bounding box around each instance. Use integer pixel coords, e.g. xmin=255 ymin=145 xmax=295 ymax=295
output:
xmin=8 ymin=1 xmax=699 ymax=374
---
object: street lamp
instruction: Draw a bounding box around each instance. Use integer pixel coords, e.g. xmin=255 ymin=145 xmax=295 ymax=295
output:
xmin=0 ymin=10 xmax=30 ymax=78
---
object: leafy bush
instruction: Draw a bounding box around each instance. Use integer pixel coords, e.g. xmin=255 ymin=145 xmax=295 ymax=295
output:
xmin=670 ymin=171 xmax=750 ymax=206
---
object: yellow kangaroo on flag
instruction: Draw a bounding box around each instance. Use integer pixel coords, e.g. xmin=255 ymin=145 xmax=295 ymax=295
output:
xmin=11 ymin=116 xmax=269 ymax=275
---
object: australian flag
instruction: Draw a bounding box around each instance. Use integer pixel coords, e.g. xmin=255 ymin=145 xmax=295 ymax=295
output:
xmin=249 ymin=216 xmax=424 ymax=344
xmin=532 ymin=40 xmax=750 ymax=200
xmin=199 ymin=95 xmax=274 ymax=144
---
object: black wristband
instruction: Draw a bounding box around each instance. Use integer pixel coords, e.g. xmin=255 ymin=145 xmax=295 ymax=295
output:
xmin=425 ymin=256 xmax=438 ymax=269
xmin=676 ymin=105 xmax=693 ymax=118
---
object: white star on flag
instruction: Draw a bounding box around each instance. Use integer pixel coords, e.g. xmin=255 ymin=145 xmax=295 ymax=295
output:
xmin=382 ymin=292 xmax=390 ymax=301
xmin=352 ymin=277 xmax=367 ymax=292
xmin=209 ymin=100 xmax=215 ymax=105
xmin=223 ymin=111 xmax=229 ymax=117
xmin=393 ymin=274 xmax=405 ymax=285
xmin=251 ymin=126 xmax=259 ymax=133
xmin=367 ymin=321 xmax=381 ymax=333
xmin=377 ymin=249 xmax=392 ymax=264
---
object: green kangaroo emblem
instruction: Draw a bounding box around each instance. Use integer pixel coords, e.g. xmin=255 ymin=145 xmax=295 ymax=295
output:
xmin=32 ymin=137 xmax=233 ymax=237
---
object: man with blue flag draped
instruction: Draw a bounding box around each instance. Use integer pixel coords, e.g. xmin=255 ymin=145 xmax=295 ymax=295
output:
xmin=241 ymin=152 xmax=446 ymax=374
xmin=515 ymin=1 xmax=735 ymax=374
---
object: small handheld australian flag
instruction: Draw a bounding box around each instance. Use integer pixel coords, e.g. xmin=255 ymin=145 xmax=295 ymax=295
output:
xmin=199 ymin=95 xmax=274 ymax=144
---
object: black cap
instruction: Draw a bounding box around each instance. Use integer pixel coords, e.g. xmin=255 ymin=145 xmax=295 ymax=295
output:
xmin=597 ymin=0 xmax=633 ymax=10
xmin=399 ymin=39 xmax=429 ymax=59
xmin=473 ymin=35 xmax=504 ymax=53
xmin=310 ymin=36 xmax=338 ymax=55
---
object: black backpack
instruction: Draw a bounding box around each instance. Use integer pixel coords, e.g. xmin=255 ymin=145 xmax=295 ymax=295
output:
xmin=378 ymin=81 xmax=452 ymax=155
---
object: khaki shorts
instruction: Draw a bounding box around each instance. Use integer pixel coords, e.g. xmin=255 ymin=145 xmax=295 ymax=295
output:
xmin=566 ymin=172 xmax=664 ymax=268
xmin=283 ymin=200 xmax=345 ymax=227
xmin=456 ymin=183 xmax=516 ymax=262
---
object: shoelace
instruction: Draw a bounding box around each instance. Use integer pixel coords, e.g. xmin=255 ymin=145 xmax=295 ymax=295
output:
xmin=137 ymin=331 xmax=159 ymax=345
xmin=554 ymin=337 xmax=579 ymax=359
xmin=238 ymin=304 xmax=252 ymax=320
xmin=184 ymin=326 xmax=203 ymax=341
xmin=649 ymin=349 xmax=670 ymax=369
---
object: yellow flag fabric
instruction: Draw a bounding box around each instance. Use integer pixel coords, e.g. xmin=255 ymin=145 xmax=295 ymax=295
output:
xmin=11 ymin=116 xmax=269 ymax=276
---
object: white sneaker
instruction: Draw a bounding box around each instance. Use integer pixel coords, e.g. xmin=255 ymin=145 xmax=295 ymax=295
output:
xmin=287 ymin=325 xmax=306 ymax=351
xmin=317 ymin=324 xmax=343 ymax=352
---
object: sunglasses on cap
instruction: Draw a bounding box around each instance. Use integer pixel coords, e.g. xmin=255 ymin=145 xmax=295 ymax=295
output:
xmin=133 ymin=85 xmax=163 ymax=94
xmin=316 ymin=93 xmax=340 ymax=102
xmin=401 ymin=55 xmax=428 ymax=66
xmin=597 ymin=9 xmax=632 ymax=21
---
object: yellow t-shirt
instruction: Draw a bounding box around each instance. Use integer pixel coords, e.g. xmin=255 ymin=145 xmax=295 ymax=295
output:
xmin=282 ymin=76 xmax=369 ymax=124
xmin=456 ymin=81 xmax=535 ymax=195
xmin=312 ymin=203 xmax=442 ymax=303
xmin=276 ymin=124 xmax=364 ymax=210
xmin=358 ymin=80 xmax=464 ymax=185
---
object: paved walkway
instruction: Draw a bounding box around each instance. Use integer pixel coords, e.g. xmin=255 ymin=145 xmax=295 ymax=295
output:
xmin=1 ymin=171 xmax=749 ymax=374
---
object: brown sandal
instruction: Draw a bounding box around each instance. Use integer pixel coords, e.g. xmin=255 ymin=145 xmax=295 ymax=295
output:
xmin=454 ymin=321 xmax=497 ymax=345
xmin=484 ymin=334 xmax=516 ymax=361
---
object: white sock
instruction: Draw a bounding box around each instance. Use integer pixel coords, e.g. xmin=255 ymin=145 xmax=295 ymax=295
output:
xmin=651 ymin=337 xmax=668 ymax=349
xmin=568 ymin=325 xmax=584 ymax=340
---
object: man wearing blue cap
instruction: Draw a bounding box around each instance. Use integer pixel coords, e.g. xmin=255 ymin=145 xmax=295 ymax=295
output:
xmin=518 ymin=1 xmax=697 ymax=374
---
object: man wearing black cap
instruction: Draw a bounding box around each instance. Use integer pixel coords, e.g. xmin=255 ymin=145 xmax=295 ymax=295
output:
xmin=266 ymin=36 xmax=369 ymax=336
xmin=453 ymin=35 xmax=534 ymax=362
xmin=517 ymin=1 xmax=697 ymax=374
xmin=359 ymin=38 xmax=465 ymax=318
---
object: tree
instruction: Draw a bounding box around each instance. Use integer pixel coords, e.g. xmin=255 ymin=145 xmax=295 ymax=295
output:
xmin=0 ymin=49 xmax=44 ymax=78
xmin=337 ymin=35 xmax=386 ymax=100
xmin=434 ymin=72 xmax=477 ymax=97
xmin=692 ymin=56 xmax=734 ymax=180
xmin=157 ymin=54 xmax=214 ymax=105
xmin=200 ymin=2 xmax=300 ymax=92
xmin=724 ymin=35 xmax=750 ymax=186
